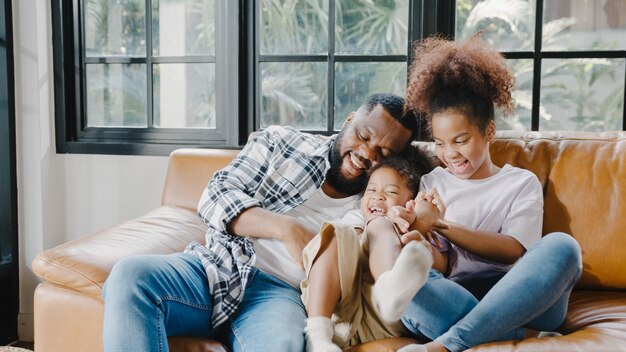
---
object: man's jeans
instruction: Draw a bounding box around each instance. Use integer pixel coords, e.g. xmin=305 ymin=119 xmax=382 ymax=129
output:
xmin=401 ymin=232 xmax=583 ymax=352
xmin=102 ymin=253 xmax=305 ymax=352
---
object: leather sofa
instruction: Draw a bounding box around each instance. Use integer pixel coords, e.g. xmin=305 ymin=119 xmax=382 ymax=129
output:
xmin=32 ymin=131 xmax=626 ymax=351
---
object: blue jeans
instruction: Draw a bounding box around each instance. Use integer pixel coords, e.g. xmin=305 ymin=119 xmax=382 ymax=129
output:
xmin=102 ymin=252 xmax=306 ymax=352
xmin=401 ymin=232 xmax=582 ymax=352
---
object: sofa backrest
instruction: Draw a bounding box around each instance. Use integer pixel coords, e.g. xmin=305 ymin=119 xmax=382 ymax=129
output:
xmin=164 ymin=131 xmax=626 ymax=291
xmin=162 ymin=148 xmax=240 ymax=211
xmin=489 ymin=131 xmax=626 ymax=291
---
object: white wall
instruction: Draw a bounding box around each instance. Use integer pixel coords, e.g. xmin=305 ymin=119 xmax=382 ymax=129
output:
xmin=13 ymin=1 xmax=169 ymax=341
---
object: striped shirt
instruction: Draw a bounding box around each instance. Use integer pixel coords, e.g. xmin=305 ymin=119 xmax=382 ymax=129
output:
xmin=185 ymin=126 xmax=334 ymax=327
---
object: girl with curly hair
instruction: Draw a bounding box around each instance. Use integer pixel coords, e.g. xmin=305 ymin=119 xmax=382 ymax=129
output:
xmin=391 ymin=35 xmax=583 ymax=352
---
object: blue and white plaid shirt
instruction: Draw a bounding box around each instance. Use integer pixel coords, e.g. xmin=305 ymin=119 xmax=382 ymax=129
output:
xmin=185 ymin=126 xmax=334 ymax=327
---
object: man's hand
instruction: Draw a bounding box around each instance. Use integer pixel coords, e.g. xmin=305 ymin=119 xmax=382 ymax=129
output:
xmin=279 ymin=217 xmax=317 ymax=270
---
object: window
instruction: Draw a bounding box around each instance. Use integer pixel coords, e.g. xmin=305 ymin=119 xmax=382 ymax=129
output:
xmin=53 ymin=0 xmax=239 ymax=155
xmin=256 ymin=0 xmax=410 ymax=133
xmin=53 ymin=1 xmax=626 ymax=155
xmin=456 ymin=0 xmax=626 ymax=132
xmin=52 ymin=1 xmax=466 ymax=155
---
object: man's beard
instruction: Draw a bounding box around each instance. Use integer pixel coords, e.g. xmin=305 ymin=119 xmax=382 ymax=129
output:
xmin=325 ymin=131 xmax=368 ymax=196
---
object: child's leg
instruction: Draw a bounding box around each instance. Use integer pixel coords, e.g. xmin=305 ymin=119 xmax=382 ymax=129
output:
xmin=367 ymin=219 xmax=403 ymax=279
xmin=367 ymin=222 xmax=433 ymax=324
xmin=302 ymin=223 xmax=364 ymax=352
xmin=303 ymin=234 xmax=342 ymax=352
xmin=307 ymin=234 xmax=341 ymax=317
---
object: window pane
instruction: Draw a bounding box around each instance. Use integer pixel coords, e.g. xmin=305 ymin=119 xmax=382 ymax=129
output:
xmin=456 ymin=0 xmax=535 ymax=51
xmin=260 ymin=0 xmax=329 ymax=55
xmin=335 ymin=0 xmax=408 ymax=55
xmin=86 ymin=64 xmax=147 ymax=127
xmin=260 ymin=62 xmax=327 ymax=129
xmin=153 ymin=63 xmax=216 ymax=128
xmin=540 ymin=58 xmax=624 ymax=131
xmin=152 ymin=0 xmax=215 ymax=56
xmin=543 ymin=0 xmax=626 ymax=51
xmin=334 ymin=62 xmax=406 ymax=130
xmin=497 ymin=59 xmax=533 ymax=132
xmin=85 ymin=0 xmax=146 ymax=57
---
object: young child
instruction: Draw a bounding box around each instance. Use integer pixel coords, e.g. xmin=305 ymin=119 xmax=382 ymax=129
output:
xmin=300 ymin=148 xmax=446 ymax=352
xmin=394 ymin=35 xmax=582 ymax=352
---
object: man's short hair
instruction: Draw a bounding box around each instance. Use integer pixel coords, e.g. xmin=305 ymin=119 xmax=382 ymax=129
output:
xmin=363 ymin=93 xmax=419 ymax=141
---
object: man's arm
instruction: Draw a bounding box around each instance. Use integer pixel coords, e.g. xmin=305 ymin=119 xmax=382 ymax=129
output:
xmin=197 ymin=127 xmax=325 ymax=266
xmin=197 ymin=129 xmax=272 ymax=234
xmin=228 ymin=207 xmax=317 ymax=268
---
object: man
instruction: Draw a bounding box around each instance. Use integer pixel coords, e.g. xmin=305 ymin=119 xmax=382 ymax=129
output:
xmin=102 ymin=93 xmax=419 ymax=351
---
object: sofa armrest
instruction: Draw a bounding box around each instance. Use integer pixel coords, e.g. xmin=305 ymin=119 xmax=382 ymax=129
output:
xmin=32 ymin=206 xmax=207 ymax=297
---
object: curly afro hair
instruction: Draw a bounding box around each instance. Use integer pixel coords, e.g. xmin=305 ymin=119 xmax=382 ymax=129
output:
xmin=405 ymin=34 xmax=515 ymax=135
xmin=368 ymin=145 xmax=434 ymax=196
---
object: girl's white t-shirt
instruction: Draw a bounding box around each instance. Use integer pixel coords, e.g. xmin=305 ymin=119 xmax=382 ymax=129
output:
xmin=251 ymin=188 xmax=362 ymax=288
xmin=421 ymin=164 xmax=543 ymax=281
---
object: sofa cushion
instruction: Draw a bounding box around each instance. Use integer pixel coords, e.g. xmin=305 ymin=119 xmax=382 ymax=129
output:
xmin=162 ymin=148 xmax=240 ymax=211
xmin=32 ymin=206 xmax=207 ymax=297
xmin=487 ymin=131 xmax=626 ymax=290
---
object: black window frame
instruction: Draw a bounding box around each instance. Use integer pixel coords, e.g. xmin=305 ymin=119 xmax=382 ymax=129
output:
xmin=242 ymin=0 xmax=453 ymax=143
xmin=53 ymin=0 xmax=238 ymax=156
xmin=53 ymin=0 xmax=452 ymax=155
xmin=0 ymin=0 xmax=18 ymax=344
xmin=453 ymin=0 xmax=626 ymax=132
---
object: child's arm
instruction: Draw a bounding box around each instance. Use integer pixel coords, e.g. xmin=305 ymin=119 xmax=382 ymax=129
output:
xmin=425 ymin=185 xmax=536 ymax=265
xmin=435 ymin=223 xmax=525 ymax=264
xmin=387 ymin=199 xmax=448 ymax=273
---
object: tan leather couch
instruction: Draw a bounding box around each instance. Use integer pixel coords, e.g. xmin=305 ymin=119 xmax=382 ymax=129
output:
xmin=32 ymin=131 xmax=626 ymax=351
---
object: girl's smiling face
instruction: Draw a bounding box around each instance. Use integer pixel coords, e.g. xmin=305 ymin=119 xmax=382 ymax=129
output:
xmin=432 ymin=108 xmax=497 ymax=180
xmin=360 ymin=167 xmax=414 ymax=222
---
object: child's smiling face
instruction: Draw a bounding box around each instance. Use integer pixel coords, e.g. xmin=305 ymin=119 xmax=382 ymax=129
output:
xmin=360 ymin=167 xmax=414 ymax=222
xmin=432 ymin=108 xmax=496 ymax=180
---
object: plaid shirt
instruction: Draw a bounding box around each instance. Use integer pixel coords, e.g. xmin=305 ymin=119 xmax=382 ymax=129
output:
xmin=185 ymin=126 xmax=334 ymax=327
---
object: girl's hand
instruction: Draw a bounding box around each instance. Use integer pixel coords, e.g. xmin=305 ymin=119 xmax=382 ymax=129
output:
xmin=386 ymin=205 xmax=416 ymax=233
xmin=412 ymin=190 xmax=448 ymax=248
xmin=399 ymin=229 xmax=426 ymax=245
xmin=423 ymin=189 xmax=446 ymax=220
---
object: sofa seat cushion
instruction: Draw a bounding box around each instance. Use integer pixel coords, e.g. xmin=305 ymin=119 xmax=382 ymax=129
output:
xmin=32 ymin=206 xmax=207 ymax=297
xmin=341 ymin=290 xmax=626 ymax=351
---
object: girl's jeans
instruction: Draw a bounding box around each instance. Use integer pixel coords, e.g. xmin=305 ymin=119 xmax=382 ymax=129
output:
xmin=401 ymin=232 xmax=582 ymax=352
xmin=102 ymin=252 xmax=305 ymax=352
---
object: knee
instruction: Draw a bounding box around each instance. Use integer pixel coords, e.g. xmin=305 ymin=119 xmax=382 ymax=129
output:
xmin=265 ymin=329 xmax=305 ymax=352
xmin=103 ymin=256 xmax=158 ymax=301
xmin=230 ymin=319 xmax=305 ymax=352
xmin=541 ymin=232 xmax=583 ymax=272
xmin=367 ymin=224 xmax=402 ymax=247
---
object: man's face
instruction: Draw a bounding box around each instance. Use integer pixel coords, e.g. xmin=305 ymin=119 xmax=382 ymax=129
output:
xmin=326 ymin=105 xmax=412 ymax=196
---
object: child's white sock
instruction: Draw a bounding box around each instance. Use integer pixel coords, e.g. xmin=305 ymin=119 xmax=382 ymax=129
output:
xmin=304 ymin=316 xmax=342 ymax=352
xmin=372 ymin=240 xmax=433 ymax=324
xmin=397 ymin=344 xmax=428 ymax=352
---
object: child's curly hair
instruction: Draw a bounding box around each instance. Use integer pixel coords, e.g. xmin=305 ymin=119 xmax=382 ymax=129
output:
xmin=368 ymin=146 xmax=434 ymax=196
xmin=405 ymin=35 xmax=515 ymax=135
